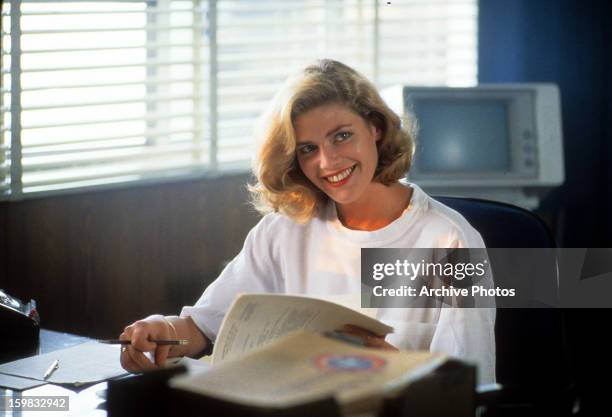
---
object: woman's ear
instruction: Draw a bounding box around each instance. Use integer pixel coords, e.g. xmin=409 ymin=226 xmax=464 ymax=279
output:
xmin=365 ymin=112 xmax=383 ymax=141
xmin=374 ymin=126 xmax=382 ymax=142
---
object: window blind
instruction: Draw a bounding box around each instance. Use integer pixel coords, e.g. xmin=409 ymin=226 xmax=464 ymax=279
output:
xmin=0 ymin=0 xmax=477 ymax=200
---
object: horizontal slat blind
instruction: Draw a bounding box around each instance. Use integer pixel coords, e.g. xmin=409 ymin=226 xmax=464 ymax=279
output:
xmin=1 ymin=0 xmax=15 ymax=196
xmin=214 ymin=0 xmax=376 ymax=165
xmin=0 ymin=0 xmax=477 ymax=200
xmin=377 ymin=0 xmax=478 ymax=87
xmin=2 ymin=0 xmax=212 ymax=196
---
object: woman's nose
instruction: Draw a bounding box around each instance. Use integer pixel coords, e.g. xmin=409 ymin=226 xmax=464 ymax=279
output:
xmin=319 ymin=146 xmax=339 ymax=169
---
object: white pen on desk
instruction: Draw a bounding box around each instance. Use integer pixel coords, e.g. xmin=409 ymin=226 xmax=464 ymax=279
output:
xmin=43 ymin=359 xmax=60 ymax=380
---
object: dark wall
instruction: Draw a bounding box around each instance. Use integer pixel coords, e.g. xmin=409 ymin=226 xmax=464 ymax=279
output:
xmin=0 ymin=173 xmax=260 ymax=338
xmin=479 ymin=2 xmax=611 ymax=415
xmin=479 ymin=0 xmax=612 ymax=247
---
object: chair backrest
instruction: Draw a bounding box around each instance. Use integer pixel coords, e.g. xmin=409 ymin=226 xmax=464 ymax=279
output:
xmin=434 ymin=196 xmax=571 ymax=391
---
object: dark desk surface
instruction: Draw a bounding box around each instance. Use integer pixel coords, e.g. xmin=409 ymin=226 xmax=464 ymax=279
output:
xmin=1 ymin=330 xmax=111 ymax=416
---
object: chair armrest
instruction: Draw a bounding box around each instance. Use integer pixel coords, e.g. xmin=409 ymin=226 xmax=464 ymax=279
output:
xmin=476 ymin=383 xmax=578 ymax=416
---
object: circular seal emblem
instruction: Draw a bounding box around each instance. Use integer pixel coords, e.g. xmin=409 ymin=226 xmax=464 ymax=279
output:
xmin=313 ymin=354 xmax=386 ymax=372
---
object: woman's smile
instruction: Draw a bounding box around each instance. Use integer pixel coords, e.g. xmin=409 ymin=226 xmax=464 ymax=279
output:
xmin=323 ymin=164 xmax=356 ymax=187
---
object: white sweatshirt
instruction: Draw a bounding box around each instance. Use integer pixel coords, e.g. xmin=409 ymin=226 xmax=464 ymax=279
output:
xmin=181 ymin=183 xmax=496 ymax=384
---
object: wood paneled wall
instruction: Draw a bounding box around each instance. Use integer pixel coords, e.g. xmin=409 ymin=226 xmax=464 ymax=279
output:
xmin=0 ymin=174 xmax=261 ymax=338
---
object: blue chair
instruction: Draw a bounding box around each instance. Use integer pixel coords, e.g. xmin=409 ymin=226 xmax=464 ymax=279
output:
xmin=434 ymin=196 xmax=576 ymax=416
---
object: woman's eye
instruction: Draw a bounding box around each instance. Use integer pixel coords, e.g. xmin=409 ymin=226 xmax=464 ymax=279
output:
xmin=335 ymin=131 xmax=352 ymax=142
xmin=298 ymin=144 xmax=316 ymax=155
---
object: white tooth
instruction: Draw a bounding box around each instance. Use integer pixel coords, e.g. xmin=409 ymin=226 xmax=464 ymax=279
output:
xmin=328 ymin=166 xmax=353 ymax=183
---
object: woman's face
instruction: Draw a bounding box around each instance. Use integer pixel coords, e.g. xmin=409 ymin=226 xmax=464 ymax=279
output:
xmin=294 ymin=102 xmax=381 ymax=206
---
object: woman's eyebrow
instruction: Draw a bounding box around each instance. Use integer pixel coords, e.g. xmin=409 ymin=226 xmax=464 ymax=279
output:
xmin=325 ymin=123 xmax=352 ymax=138
xmin=296 ymin=123 xmax=352 ymax=144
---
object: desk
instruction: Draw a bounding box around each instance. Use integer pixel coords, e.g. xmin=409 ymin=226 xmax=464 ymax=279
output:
xmin=1 ymin=332 xmax=478 ymax=417
xmin=0 ymin=330 xmax=112 ymax=417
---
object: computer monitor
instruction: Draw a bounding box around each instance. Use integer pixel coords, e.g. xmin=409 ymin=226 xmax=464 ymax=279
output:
xmin=382 ymin=84 xmax=565 ymax=208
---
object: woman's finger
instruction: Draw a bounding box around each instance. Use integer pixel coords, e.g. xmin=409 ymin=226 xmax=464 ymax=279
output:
xmin=118 ymin=331 xmax=141 ymax=372
xmin=341 ymin=324 xmax=398 ymax=351
xmin=120 ymin=347 xmax=139 ymax=373
xmin=119 ymin=345 xmax=144 ymax=373
xmin=124 ymin=345 xmax=157 ymax=372
xmin=129 ymin=329 xmax=158 ymax=353
xmin=154 ymin=345 xmax=171 ymax=367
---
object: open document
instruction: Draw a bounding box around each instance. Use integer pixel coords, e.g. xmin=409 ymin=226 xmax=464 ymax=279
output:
xmin=171 ymin=330 xmax=446 ymax=415
xmin=211 ymin=293 xmax=394 ymax=365
xmin=169 ymin=294 xmax=447 ymax=415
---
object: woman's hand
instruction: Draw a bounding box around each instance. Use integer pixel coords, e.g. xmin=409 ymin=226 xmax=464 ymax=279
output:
xmin=119 ymin=315 xmax=176 ymax=372
xmin=341 ymin=324 xmax=398 ymax=351
xmin=119 ymin=315 xmax=209 ymax=373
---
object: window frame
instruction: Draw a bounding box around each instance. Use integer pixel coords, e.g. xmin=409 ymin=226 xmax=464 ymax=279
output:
xmin=1 ymin=0 xmax=478 ymax=201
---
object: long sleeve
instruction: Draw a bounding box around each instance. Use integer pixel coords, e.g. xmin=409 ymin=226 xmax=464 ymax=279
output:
xmin=180 ymin=215 xmax=284 ymax=342
xmin=430 ymin=225 xmax=497 ymax=384
xmin=430 ymin=306 xmax=496 ymax=384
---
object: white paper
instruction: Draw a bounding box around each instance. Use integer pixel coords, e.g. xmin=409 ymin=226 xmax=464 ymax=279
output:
xmin=212 ymin=293 xmax=393 ymax=365
xmin=172 ymin=330 xmax=445 ymax=414
xmin=0 ymin=342 xmax=128 ymax=386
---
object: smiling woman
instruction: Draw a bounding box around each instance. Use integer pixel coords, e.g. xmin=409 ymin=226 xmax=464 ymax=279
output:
xmin=250 ymin=60 xmax=415 ymax=226
xmin=119 ymin=59 xmax=497 ymax=386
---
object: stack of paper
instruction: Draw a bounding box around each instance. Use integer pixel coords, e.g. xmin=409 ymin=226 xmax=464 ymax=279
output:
xmin=0 ymin=342 xmax=128 ymax=390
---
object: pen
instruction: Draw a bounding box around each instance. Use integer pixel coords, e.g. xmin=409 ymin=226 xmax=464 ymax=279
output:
xmin=43 ymin=359 xmax=59 ymax=380
xmin=98 ymin=339 xmax=189 ymax=346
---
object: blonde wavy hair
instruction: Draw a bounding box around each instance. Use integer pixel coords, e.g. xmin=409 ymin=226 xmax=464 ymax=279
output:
xmin=249 ymin=59 xmax=416 ymax=223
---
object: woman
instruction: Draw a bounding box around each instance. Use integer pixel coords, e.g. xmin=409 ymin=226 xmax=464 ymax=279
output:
xmin=119 ymin=59 xmax=496 ymax=384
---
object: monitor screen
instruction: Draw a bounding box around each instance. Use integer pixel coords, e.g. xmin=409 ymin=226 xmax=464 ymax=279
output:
xmin=412 ymin=98 xmax=511 ymax=173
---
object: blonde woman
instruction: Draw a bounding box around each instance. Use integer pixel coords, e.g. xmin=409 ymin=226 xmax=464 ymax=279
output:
xmin=119 ymin=59 xmax=496 ymax=384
